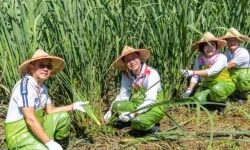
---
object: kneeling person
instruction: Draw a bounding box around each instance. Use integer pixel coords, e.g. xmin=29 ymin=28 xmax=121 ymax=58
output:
xmin=181 ymin=32 xmax=235 ymax=115
xmin=4 ymin=49 xmax=88 ymax=150
xmin=222 ymin=28 xmax=250 ymax=102
xmin=104 ymin=46 xmax=165 ymax=133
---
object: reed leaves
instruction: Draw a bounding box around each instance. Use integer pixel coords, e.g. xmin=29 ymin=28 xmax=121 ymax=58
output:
xmin=0 ymin=0 xmax=250 ymax=148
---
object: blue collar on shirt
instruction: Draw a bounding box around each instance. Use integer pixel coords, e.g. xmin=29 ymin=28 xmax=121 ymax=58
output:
xmin=23 ymin=74 xmax=43 ymax=88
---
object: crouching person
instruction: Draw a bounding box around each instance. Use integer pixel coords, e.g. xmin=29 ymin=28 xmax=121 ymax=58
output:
xmin=104 ymin=46 xmax=165 ymax=134
xmin=4 ymin=49 xmax=88 ymax=150
xmin=222 ymin=28 xmax=250 ymax=103
xmin=181 ymin=32 xmax=235 ymax=115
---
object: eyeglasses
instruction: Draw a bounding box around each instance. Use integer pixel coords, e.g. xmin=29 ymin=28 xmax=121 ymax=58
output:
xmin=38 ymin=63 xmax=53 ymax=70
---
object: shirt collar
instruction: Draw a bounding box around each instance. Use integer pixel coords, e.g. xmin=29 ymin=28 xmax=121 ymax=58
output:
xmin=23 ymin=74 xmax=40 ymax=88
xmin=138 ymin=63 xmax=146 ymax=77
xmin=232 ymin=46 xmax=241 ymax=54
xmin=128 ymin=63 xmax=146 ymax=79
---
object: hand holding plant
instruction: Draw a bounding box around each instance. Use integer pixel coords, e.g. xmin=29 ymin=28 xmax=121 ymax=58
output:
xmin=73 ymin=101 xmax=89 ymax=113
xmin=104 ymin=110 xmax=112 ymax=121
xmin=119 ymin=112 xmax=135 ymax=122
xmin=181 ymin=69 xmax=193 ymax=77
xmin=45 ymin=140 xmax=63 ymax=150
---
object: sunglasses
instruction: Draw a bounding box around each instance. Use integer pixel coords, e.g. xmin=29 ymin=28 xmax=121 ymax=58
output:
xmin=37 ymin=63 xmax=53 ymax=70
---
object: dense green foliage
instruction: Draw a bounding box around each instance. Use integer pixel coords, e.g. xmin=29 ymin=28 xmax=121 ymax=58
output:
xmin=0 ymin=0 xmax=249 ymax=126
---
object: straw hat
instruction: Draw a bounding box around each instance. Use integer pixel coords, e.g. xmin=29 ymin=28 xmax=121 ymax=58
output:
xmin=192 ymin=32 xmax=227 ymax=51
xmin=111 ymin=46 xmax=150 ymax=70
xmin=221 ymin=27 xmax=250 ymax=42
xmin=19 ymin=49 xmax=65 ymax=76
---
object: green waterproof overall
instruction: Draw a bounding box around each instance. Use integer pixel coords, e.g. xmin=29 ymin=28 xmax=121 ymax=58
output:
xmin=193 ymin=68 xmax=235 ymax=103
xmin=4 ymin=110 xmax=70 ymax=150
xmin=229 ymin=68 xmax=250 ymax=100
xmin=112 ymin=88 xmax=165 ymax=131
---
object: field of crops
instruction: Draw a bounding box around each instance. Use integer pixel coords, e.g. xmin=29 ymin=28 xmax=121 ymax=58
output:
xmin=0 ymin=0 xmax=250 ymax=149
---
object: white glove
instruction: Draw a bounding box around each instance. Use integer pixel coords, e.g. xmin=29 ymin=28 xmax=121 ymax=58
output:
xmin=73 ymin=101 xmax=89 ymax=113
xmin=119 ymin=112 xmax=135 ymax=122
xmin=104 ymin=110 xmax=112 ymax=121
xmin=181 ymin=69 xmax=193 ymax=77
xmin=181 ymin=89 xmax=192 ymax=98
xmin=45 ymin=140 xmax=63 ymax=150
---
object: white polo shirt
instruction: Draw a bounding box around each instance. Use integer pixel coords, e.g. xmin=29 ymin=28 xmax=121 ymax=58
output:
xmin=224 ymin=47 xmax=250 ymax=68
xmin=112 ymin=63 xmax=162 ymax=113
xmin=5 ymin=74 xmax=51 ymax=123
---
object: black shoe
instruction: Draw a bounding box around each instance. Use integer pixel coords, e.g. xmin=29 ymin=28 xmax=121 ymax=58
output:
xmin=147 ymin=124 xmax=160 ymax=134
xmin=128 ymin=124 xmax=160 ymax=137
xmin=217 ymin=106 xmax=225 ymax=116
xmin=128 ymin=129 xmax=147 ymax=137
xmin=235 ymin=97 xmax=247 ymax=104
xmin=113 ymin=120 xmax=131 ymax=129
xmin=229 ymin=91 xmax=249 ymax=104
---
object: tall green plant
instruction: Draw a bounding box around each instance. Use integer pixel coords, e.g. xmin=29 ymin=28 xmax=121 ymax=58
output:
xmin=0 ymin=1 xmax=250 ymax=146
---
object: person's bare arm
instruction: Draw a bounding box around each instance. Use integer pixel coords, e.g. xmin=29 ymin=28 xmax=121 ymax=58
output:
xmin=22 ymin=107 xmax=50 ymax=144
xmin=45 ymin=104 xmax=73 ymax=114
xmin=193 ymin=70 xmax=208 ymax=76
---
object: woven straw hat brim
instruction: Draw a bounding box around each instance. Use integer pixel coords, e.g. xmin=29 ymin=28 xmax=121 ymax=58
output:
xmin=191 ymin=38 xmax=227 ymax=51
xmin=19 ymin=56 xmax=65 ymax=76
xmin=112 ymin=49 xmax=150 ymax=70
xmin=221 ymin=35 xmax=250 ymax=43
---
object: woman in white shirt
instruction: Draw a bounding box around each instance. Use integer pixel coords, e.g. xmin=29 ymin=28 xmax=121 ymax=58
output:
xmin=5 ymin=49 xmax=89 ymax=150
xmin=221 ymin=28 xmax=250 ymax=102
xmin=103 ymin=46 xmax=165 ymax=133
xmin=181 ymin=32 xmax=235 ymax=114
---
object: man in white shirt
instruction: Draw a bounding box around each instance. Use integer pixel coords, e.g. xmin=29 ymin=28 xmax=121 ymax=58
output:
xmin=103 ymin=46 xmax=165 ymax=133
xmin=4 ymin=49 xmax=89 ymax=150
xmin=222 ymin=27 xmax=250 ymax=102
xmin=181 ymin=32 xmax=235 ymax=115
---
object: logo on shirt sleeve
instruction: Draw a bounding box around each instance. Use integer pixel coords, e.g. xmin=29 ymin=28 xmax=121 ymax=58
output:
xmin=20 ymin=77 xmax=29 ymax=107
xmin=34 ymin=97 xmax=40 ymax=109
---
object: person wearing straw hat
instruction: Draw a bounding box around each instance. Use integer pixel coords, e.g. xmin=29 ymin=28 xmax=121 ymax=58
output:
xmin=103 ymin=46 xmax=165 ymax=133
xmin=4 ymin=49 xmax=89 ymax=150
xmin=221 ymin=27 xmax=250 ymax=103
xmin=181 ymin=32 xmax=235 ymax=115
